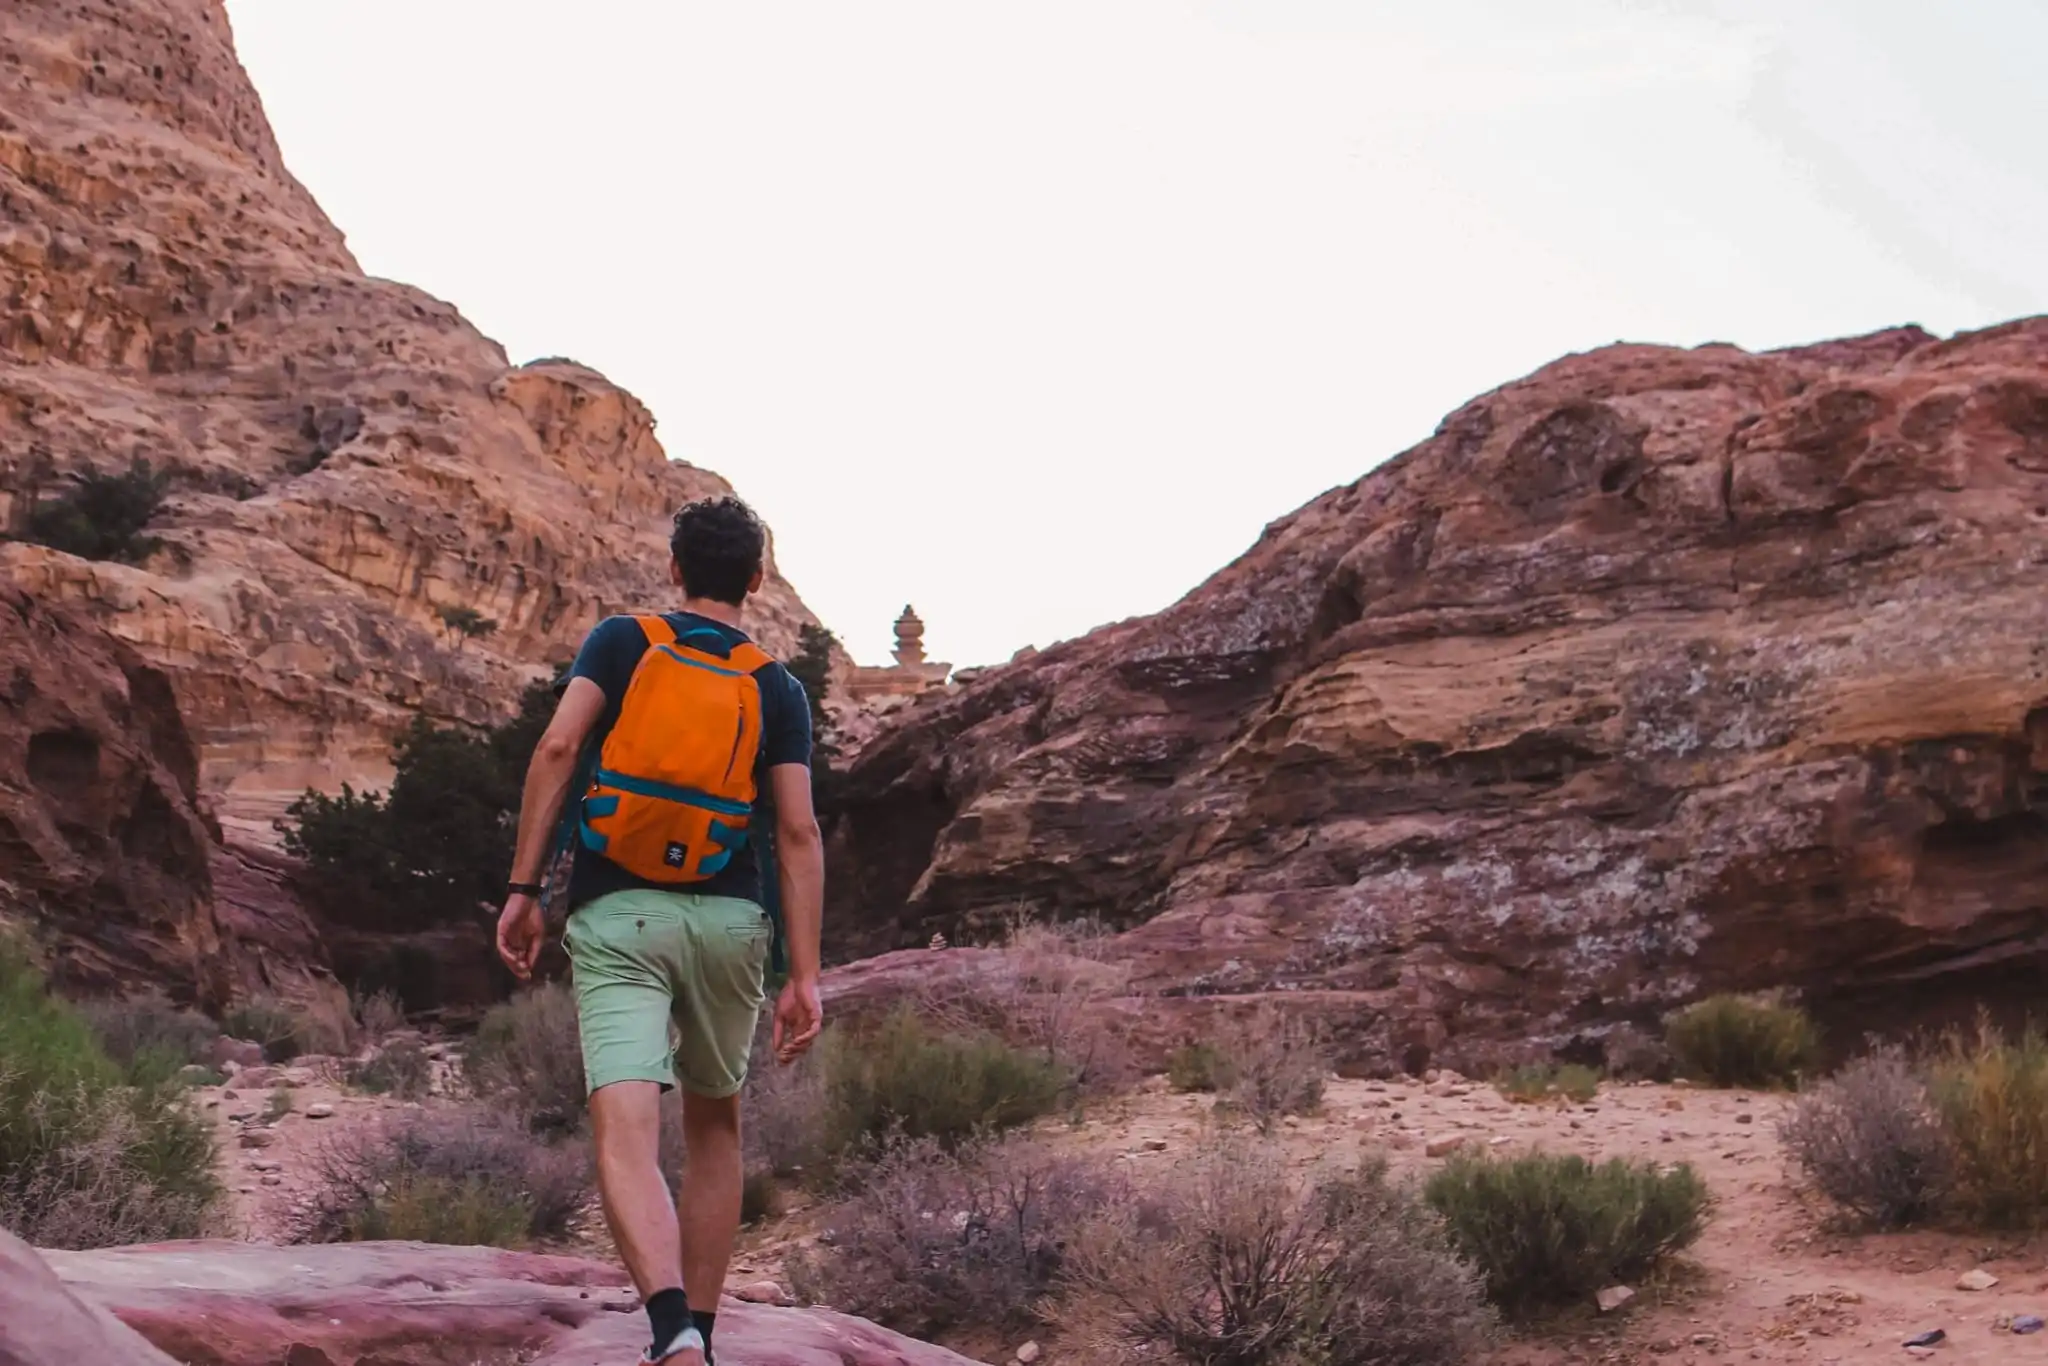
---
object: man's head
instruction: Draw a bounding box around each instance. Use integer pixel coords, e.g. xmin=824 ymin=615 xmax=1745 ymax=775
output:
xmin=669 ymin=495 xmax=767 ymax=605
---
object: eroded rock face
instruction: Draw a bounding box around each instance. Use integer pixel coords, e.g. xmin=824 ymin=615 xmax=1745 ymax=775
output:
xmin=833 ymin=322 xmax=2048 ymax=1071
xmin=33 ymin=1237 xmax=976 ymax=1366
xmin=0 ymin=584 xmax=232 ymax=1005
xmin=0 ymin=0 xmax=820 ymax=837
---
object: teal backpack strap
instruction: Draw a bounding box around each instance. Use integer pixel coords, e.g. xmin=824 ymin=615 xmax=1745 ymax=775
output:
xmin=540 ymin=731 xmax=601 ymax=918
xmin=756 ymin=821 xmax=790 ymax=992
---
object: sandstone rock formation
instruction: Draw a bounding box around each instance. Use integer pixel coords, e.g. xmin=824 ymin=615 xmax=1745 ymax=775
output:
xmin=0 ymin=0 xmax=821 ymax=842
xmin=19 ymin=1235 xmax=974 ymax=1366
xmin=832 ymin=320 xmax=2048 ymax=1071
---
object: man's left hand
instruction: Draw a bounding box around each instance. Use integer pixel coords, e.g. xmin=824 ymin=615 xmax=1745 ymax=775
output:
xmin=496 ymin=894 xmax=544 ymax=981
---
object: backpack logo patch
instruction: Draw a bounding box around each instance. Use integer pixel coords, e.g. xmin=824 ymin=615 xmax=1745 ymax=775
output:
xmin=664 ymin=842 xmax=687 ymax=869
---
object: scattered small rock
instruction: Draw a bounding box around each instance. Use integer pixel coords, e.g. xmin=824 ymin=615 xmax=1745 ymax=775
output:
xmin=211 ymin=1037 xmax=265 ymax=1069
xmin=1425 ymin=1135 xmax=1469 ymax=1158
xmin=1735 ymin=1112 xmax=1754 ymax=1124
xmin=732 ymin=1280 xmax=790 ymax=1306
xmin=1957 ymin=1269 xmax=2000 ymax=1292
xmin=259 ymin=1174 xmax=283 ymax=1187
xmin=1015 ymin=1342 xmax=1042 ymax=1365
xmin=250 ymin=1160 xmax=282 ymax=1173
xmin=1902 ymin=1329 xmax=1944 ymax=1348
xmin=1596 ymin=1285 xmax=1636 ymax=1315
xmin=237 ymin=1130 xmax=274 ymax=1150
xmin=305 ymin=1103 xmax=336 ymax=1120
xmin=2013 ymin=1315 xmax=2044 ymax=1335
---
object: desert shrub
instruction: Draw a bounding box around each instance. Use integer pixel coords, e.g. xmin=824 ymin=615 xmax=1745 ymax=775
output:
xmin=1425 ymin=1151 xmax=1708 ymax=1317
xmin=265 ymin=1087 xmax=294 ymax=1122
xmin=294 ymin=982 xmax=361 ymax=1057
xmin=465 ymin=980 xmax=586 ymax=1135
xmin=744 ymin=1033 xmax=831 ymax=1179
xmin=353 ymin=988 xmax=407 ymax=1041
xmin=223 ymin=997 xmax=302 ymax=1062
xmin=81 ymin=993 xmax=219 ymax=1075
xmin=1665 ymin=993 xmax=1819 ymax=1089
xmin=1928 ymin=1019 xmax=2048 ymax=1229
xmin=1068 ymin=1143 xmax=1493 ymax=1366
xmin=1780 ymin=1047 xmax=1951 ymax=1229
xmin=1496 ymin=1063 xmax=1602 ymax=1106
xmin=298 ymin=1106 xmax=591 ymax=1246
xmin=282 ymin=682 xmax=553 ymax=939
xmin=1167 ymin=1041 xmax=1229 ymax=1093
xmin=19 ymin=459 xmax=169 ymax=563
xmin=791 ymin=1133 xmax=1123 ymax=1337
xmin=0 ymin=937 xmax=221 ymax=1247
xmin=818 ymin=1007 xmax=1069 ymax=1164
xmin=1216 ymin=1008 xmax=1328 ymax=1134
xmin=348 ymin=1037 xmax=433 ymax=1100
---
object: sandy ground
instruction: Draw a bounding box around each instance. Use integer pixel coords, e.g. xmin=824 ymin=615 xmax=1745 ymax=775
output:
xmin=195 ymin=1059 xmax=2048 ymax=1366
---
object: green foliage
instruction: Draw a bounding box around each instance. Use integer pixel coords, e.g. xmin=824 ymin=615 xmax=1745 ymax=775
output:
xmin=787 ymin=622 xmax=839 ymax=810
xmin=1929 ymin=1019 xmax=2048 ymax=1229
xmin=1665 ymin=993 xmax=1820 ymax=1090
xmin=1067 ymin=1144 xmax=1495 ymax=1366
xmin=265 ymin=1087 xmax=294 ymax=1122
xmin=282 ymin=681 xmax=555 ymax=945
xmin=1780 ymin=1047 xmax=1951 ymax=1229
xmin=18 ymin=459 xmax=168 ymax=564
xmin=464 ymin=981 xmax=587 ymax=1136
xmin=436 ymin=604 xmax=499 ymax=645
xmin=0 ymin=936 xmax=221 ymax=1247
xmin=1496 ymin=1063 xmax=1602 ymax=1106
xmin=222 ymin=997 xmax=301 ymax=1063
xmin=1167 ymin=1041 xmax=1229 ymax=1093
xmin=299 ymin=1107 xmax=590 ymax=1247
xmin=81 ymin=993 xmax=219 ymax=1075
xmin=348 ymin=1038 xmax=433 ymax=1099
xmin=818 ymin=1007 xmax=1069 ymax=1165
xmin=1425 ymin=1151 xmax=1708 ymax=1317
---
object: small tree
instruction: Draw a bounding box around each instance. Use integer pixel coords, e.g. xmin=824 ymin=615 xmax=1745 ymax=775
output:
xmin=786 ymin=622 xmax=840 ymax=811
xmin=19 ymin=459 xmax=169 ymax=563
xmin=436 ymin=605 xmax=499 ymax=650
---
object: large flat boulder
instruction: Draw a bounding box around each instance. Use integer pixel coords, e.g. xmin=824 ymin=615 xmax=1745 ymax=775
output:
xmin=33 ymin=1237 xmax=979 ymax=1366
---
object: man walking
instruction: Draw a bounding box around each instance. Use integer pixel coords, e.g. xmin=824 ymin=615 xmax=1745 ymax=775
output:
xmin=496 ymin=495 xmax=825 ymax=1366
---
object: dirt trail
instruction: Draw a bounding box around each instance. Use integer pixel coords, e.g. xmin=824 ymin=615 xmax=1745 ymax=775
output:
xmin=198 ymin=1062 xmax=2046 ymax=1365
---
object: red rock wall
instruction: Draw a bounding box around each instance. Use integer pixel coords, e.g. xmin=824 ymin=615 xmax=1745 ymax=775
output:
xmin=833 ymin=322 xmax=2048 ymax=1070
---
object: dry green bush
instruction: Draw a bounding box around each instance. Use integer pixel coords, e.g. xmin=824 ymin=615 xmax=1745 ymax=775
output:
xmin=1166 ymin=1041 xmax=1229 ymax=1094
xmin=353 ymin=989 xmax=407 ymax=1041
xmin=464 ymin=980 xmax=587 ymax=1135
xmin=1665 ymin=993 xmax=1819 ymax=1090
xmin=222 ymin=997 xmax=301 ymax=1062
xmin=297 ymin=1106 xmax=590 ymax=1246
xmin=1217 ymin=1008 xmax=1329 ymax=1134
xmin=1067 ymin=1143 xmax=1493 ymax=1366
xmin=817 ymin=1006 xmax=1069 ymax=1165
xmin=1495 ymin=1063 xmax=1602 ymax=1106
xmin=1780 ymin=1047 xmax=1951 ymax=1229
xmin=790 ymin=1133 xmax=1126 ymax=1338
xmin=80 ymin=993 xmax=219 ymax=1074
xmin=0 ymin=938 xmax=221 ymax=1248
xmin=1425 ymin=1151 xmax=1708 ymax=1318
xmin=347 ymin=1036 xmax=434 ymax=1100
xmin=1928 ymin=1019 xmax=2048 ymax=1230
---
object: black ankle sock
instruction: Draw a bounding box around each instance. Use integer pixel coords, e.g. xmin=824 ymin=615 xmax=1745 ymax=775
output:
xmin=646 ymin=1288 xmax=691 ymax=1356
xmin=691 ymin=1309 xmax=717 ymax=1363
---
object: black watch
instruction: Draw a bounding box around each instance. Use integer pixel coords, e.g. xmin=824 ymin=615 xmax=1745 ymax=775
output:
xmin=507 ymin=881 xmax=544 ymax=898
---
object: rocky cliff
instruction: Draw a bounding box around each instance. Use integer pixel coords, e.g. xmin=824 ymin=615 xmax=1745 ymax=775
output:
xmin=0 ymin=585 xmax=325 ymax=1009
xmin=0 ymin=0 xmax=819 ymax=840
xmin=832 ymin=321 xmax=2048 ymax=1071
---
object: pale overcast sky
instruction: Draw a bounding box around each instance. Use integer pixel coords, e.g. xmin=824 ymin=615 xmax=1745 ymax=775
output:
xmin=225 ymin=0 xmax=2046 ymax=667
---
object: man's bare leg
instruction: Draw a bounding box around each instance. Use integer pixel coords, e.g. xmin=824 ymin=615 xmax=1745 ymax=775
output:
xmin=678 ymin=1090 xmax=744 ymax=1336
xmin=590 ymin=1082 xmax=699 ymax=1363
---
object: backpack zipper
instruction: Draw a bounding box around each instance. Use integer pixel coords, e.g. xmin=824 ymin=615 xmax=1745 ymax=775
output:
xmin=723 ymin=703 xmax=745 ymax=783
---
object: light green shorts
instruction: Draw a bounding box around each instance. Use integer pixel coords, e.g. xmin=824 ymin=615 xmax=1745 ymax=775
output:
xmin=563 ymin=889 xmax=769 ymax=1099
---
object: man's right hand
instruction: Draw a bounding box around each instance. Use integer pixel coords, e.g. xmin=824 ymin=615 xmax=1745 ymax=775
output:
xmin=496 ymin=894 xmax=544 ymax=981
xmin=771 ymin=975 xmax=823 ymax=1064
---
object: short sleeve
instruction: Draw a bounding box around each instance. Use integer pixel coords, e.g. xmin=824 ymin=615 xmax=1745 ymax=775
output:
xmin=758 ymin=662 xmax=813 ymax=769
xmin=567 ymin=616 xmax=649 ymax=706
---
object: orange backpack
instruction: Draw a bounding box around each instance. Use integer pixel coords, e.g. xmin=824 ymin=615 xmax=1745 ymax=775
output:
xmin=577 ymin=616 xmax=772 ymax=883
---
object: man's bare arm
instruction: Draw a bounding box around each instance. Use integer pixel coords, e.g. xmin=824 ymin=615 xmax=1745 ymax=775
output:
xmin=767 ymin=762 xmax=825 ymax=1059
xmin=497 ymin=677 xmax=606 ymax=978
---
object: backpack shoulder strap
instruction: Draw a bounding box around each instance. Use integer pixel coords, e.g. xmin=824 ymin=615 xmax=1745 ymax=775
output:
xmin=634 ymin=614 xmax=677 ymax=648
xmin=727 ymin=641 xmax=773 ymax=673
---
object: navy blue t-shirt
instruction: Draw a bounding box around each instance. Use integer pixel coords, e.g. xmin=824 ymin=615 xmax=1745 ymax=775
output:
xmin=563 ymin=612 xmax=811 ymax=910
